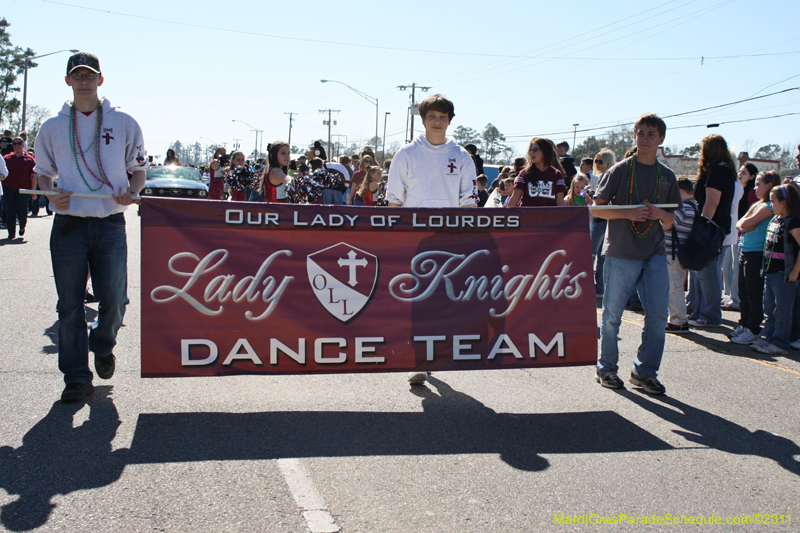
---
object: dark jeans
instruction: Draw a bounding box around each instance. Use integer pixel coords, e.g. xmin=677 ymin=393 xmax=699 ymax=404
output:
xmin=762 ymin=273 xmax=797 ymax=350
xmin=738 ymin=251 xmax=764 ymax=333
xmin=3 ymin=188 xmax=28 ymax=237
xmin=590 ymin=218 xmax=607 ymax=293
xmin=51 ymin=214 xmax=129 ymax=385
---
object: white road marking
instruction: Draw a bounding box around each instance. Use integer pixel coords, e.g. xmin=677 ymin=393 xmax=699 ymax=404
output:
xmin=277 ymin=458 xmax=340 ymax=533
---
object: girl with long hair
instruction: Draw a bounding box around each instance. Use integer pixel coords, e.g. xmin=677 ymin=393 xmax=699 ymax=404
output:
xmin=223 ymin=151 xmax=249 ymax=202
xmin=687 ymin=134 xmax=738 ymax=328
xmin=730 ymin=171 xmax=782 ymax=344
xmin=506 ymin=138 xmax=567 ymax=207
xmin=752 ymin=182 xmax=800 ymax=355
xmin=589 ymin=148 xmax=617 ymax=297
xmin=564 ymin=174 xmax=593 ymax=206
xmin=355 ymin=166 xmax=381 ymax=206
xmin=207 ymin=146 xmax=227 ymax=200
xmin=348 ymin=154 xmax=375 ymax=205
xmin=256 ymin=142 xmax=291 ymax=203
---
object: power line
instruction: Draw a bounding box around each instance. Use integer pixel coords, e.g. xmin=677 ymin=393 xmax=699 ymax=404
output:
xmin=41 ymin=0 xmax=800 ymax=63
xmin=670 ymin=112 xmax=800 ymax=130
xmin=504 ymin=87 xmax=800 ymax=139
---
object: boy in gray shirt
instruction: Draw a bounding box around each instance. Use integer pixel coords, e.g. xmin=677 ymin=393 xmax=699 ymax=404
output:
xmin=592 ymin=113 xmax=680 ymax=394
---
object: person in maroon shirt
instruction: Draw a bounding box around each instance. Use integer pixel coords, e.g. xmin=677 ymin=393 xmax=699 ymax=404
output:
xmin=507 ymin=137 xmax=567 ymax=207
xmin=2 ymin=137 xmax=37 ymax=239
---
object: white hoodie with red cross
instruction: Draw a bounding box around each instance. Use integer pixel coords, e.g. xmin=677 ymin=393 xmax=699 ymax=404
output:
xmin=34 ymin=97 xmax=149 ymax=218
xmin=386 ymin=134 xmax=478 ymax=208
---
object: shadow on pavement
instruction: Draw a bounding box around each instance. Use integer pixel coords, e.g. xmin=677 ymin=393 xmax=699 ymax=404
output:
xmin=41 ymin=307 xmax=99 ymax=355
xmin=625 ymin=392 xmax=800 ymax=476
xmin=126 ymin=376 xmax=671 ymax=472
xmin=0 ymin=386 xmax=129 ymax=532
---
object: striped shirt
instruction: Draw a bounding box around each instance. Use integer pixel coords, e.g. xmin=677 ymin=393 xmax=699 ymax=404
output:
xmin=665 ymin=200 xmax=697 ymax=252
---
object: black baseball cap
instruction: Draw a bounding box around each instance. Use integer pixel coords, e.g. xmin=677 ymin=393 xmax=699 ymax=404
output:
xmin=66 ymin=52 xmax=101 ymax=75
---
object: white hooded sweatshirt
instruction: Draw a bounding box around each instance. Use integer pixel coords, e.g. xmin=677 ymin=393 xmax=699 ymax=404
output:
xmin=386 ymin=134 xmax=477 ymax=208
xmin=34 ymin=97 xmax=149 ymax=218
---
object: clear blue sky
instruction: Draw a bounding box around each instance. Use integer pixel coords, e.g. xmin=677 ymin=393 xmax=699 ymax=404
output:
xmin=6 ymin=0 xmax=800 ymax=162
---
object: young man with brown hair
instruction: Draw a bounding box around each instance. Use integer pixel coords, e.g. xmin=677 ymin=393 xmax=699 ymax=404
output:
xmin=34 ymin=52 xmax=148 ymax=402
xmin=386 ymin=94 xmax=477 ymax=209
xmin=591 ymin=113 xmax=681 ymax=395
xmin=386 ymin=94 xmax=477 ymax=384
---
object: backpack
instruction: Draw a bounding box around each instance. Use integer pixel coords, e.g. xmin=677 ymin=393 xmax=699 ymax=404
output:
xmin=672 ymin=202 xmax=724 ymax=270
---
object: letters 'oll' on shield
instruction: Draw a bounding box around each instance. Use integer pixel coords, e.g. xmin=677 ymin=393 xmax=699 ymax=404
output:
xmin=307 ymin=243 xmax=379 ymax=323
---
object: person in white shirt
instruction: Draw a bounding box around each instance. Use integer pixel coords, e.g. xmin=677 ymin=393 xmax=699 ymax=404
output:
xmin=386 ymin=94 xmax=478 ymax=384
xmin=34 ymin=52 xmax=148 ymax=402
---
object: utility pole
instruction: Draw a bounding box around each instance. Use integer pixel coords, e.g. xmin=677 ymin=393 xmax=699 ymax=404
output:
xmin=572 ymin=124 xmax=579 ymax=152
xmin=284 ymin=112 xmax=297 ymax=148
xmin=383 ymin=112 xmax=390 ymax=163
xmin=319 ymin=109 xmax=340 ymax=161
xmin=397 ymin=83 xmax=431 ymax=143
xmin=233 ymin=138 xmax=241 ymax=151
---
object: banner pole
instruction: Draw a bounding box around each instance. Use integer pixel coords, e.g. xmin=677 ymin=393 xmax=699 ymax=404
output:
xmin=18 ymin=189 xmax=142 ymax=201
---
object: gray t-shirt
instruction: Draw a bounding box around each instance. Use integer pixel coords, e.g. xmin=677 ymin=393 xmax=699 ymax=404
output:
xmin=595 ymin=157 xmax=680 ymax=261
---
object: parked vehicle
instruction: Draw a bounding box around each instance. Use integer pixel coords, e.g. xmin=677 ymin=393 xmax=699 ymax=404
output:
xmin=141 ymin=166 xmax=209 ymax=199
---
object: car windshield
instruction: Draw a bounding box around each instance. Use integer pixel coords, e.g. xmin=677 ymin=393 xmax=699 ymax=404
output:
xmin=147 ymin=167 xmax=203 ymax=182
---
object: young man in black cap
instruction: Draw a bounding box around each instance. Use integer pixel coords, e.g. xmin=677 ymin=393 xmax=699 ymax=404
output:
xmin=34 ymin=52 xmax=149 ymax=402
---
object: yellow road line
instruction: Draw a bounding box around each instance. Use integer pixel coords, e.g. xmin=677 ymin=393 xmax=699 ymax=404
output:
xmin=596 ymin=309 xmax=800 ymax=377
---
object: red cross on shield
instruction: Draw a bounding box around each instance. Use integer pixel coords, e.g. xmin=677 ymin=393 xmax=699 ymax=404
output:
xmin=307 ymin=242 xmax=379 ymax=323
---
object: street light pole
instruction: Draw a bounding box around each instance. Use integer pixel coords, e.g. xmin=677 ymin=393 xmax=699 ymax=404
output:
xmin=383 ymin=112 xmax=390 ymax=162
xmin=572 ymin=123 xmax=579 ymax=152
xmin=284 ymin=112 xmax=297 ymax=148
xmin=232 ymin=119 xmax=261 ymax=161
xmin=320 ymin=79 xmax=378 ymax=152
xmin=22 ymin=48 xmax=79 ymax=132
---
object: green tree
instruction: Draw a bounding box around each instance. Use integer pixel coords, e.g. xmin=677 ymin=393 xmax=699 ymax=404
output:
xmin=573 ymin=126 xmax=636 ymax=161
xmin=0 ymin=18 xmax=36 ymax=127
xmin=681 ymin=143 xmax=701 ymax=157
xmin=755 ymin=144 xmax=781 ymax=160
xmin=451 ymin=125 xmax=481 ymax=146
xmin=573 ymin=136 xmax=604 ymax=161
xmin=482 ymin=123 xmax=507 ymax=164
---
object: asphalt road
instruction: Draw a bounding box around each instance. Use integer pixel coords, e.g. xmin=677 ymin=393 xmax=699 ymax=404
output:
xmin=0 ymin=209 xmax=798 ymax=532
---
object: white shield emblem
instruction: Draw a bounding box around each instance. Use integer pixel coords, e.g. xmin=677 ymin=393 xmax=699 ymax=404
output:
xmin=307 ymin=243 xmax=379 ymax=323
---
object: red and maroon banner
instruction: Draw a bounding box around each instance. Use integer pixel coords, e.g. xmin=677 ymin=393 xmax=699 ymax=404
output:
xmin=140 ymin=198 xmax=597 ymax=377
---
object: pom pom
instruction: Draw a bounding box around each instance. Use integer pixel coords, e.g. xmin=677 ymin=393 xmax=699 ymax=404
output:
xmin=286 ymin=171 xmax=325 ymax=204
xmin=374 ymin=177 xmax=388 ymax=206
xmin=217 ymin=153 xmax=231 ymax=168
xmin=225 ymin=165 xmax=257 ymax=191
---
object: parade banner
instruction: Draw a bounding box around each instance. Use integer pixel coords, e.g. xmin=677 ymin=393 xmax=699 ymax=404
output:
xmin=140 ymin=198 xmax=597 ymax=377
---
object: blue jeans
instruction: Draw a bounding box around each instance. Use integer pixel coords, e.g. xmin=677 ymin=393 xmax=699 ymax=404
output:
xmin=762 ymin=273 xmax=797 ymax=351
xmin=590 ymin=218 xmax=607 ymax=294
xmin=599 ymin=254 xmax=669 ymax=379
xmin=323 ymin=188 xmax=344 ymax=205
xmin=689 ymin=253 xmax=723 ymax=324
xmin=51 ymin=214 xmax=129 ymax=385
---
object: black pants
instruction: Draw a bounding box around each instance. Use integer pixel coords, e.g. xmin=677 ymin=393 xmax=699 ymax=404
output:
xmin=3 ymin=188 xmax=28 ymax=238
xmin=738 ymin=251 xmax=764 ymax=333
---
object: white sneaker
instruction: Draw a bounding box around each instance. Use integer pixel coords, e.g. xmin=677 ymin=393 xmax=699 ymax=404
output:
xmin=791 ymin=339 xmax=800 ymax=350
xmin=731 ymin=330 xmax=758 ymax=345
xmin=407 ymin=372 xmax=428 ymax=384
xmin=755 ymin=343 xmax=788 ymax=355
xmin=751 ymin=339 xmax=770 ymax=349
xmin=727 ymin=325 xmax=745 ymax=338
